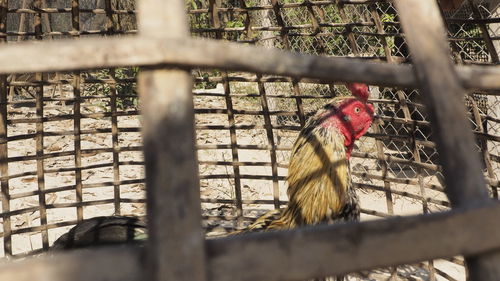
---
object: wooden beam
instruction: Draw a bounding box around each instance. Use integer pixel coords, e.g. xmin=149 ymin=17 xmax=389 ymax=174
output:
xmin=138 ymin=1 xmax=206 ymax=281
xmin=0 ymin=246 xmax=145 ymax=281
xmin=0 ymin=36 xmax=416 ymax=87
xmin=3 ymin=203 xmax=500 ymax=281
xmin=456 ymin=65 xmax=500 ymax=91
xmin=394 ymin=0 xmax=500 ymax=280
xmin=207 ymin=203 xmax=500 ymax=281
xmin=438 ymin=0 xmax=465 ymax=11
xmin=0 ymin=36 xmax=500 ymax=91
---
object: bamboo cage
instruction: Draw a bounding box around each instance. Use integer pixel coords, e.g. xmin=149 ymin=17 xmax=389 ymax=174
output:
xmin=0 ymin=0 xmax=500 ymax=280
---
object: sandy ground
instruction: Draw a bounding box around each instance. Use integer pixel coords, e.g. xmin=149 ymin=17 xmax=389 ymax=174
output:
xmin=0 ymin=83 xmax=466 ymax=280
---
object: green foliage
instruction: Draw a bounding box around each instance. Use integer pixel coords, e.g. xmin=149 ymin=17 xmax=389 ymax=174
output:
xmin=194 ymin=69 xmax=221 ymax=89
xmin=114 ymin=67 xmax=139 ymax=109
xmin=379 ymin=12 xmax=395 ymax=57
xmin=82 ymin=67 xmax=139 ymax=111
xmin=187 ymin=0 xmax=210 ymax=31
xmin=448 ymin=22 xmax=488 ymax=61
xmin=226 ymin=19 xmax=245 ymax=28
xmin=380 ymin=12 xmax=395 ymax=23
xmin=186 ymin=0 xmax=200 ymax=10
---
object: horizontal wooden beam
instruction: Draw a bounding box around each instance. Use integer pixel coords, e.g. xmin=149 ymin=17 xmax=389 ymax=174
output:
xmin=0 ymin=36 xmax=499 ymax=91
xmin=207 ymin=203 xmax=500 ymax=281
xmin=2 ymin=203 xmax=500 ymax=281
xmin=0 ymin=246 xmax=145 ymax=281
xmin=456 ymin=65 xmax=500 ymax=92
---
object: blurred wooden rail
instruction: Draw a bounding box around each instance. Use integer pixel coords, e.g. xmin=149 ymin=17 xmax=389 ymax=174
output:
xmin=2 ymin=202 xmax=500 ymax=281
xmin=1 ymin=0 xmax=500 ymax=280
xmin=1 ymin=36 xmax=500 ymax=91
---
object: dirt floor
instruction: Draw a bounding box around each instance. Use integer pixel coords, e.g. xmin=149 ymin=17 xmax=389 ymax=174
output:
xmin=0 ymin=83 xmax=466 ymax=280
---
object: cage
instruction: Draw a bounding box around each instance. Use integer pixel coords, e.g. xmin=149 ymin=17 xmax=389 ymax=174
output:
xmin=0 ymin=0 xmax=499 ymax=280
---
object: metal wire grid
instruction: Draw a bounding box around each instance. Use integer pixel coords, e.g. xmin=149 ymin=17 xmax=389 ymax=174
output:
xmin=4 ymin=0 xmax=136 ymax=40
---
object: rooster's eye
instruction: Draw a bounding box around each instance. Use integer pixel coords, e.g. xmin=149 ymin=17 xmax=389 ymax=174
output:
xmin=354 ymin=107 xmax=361 ymax=113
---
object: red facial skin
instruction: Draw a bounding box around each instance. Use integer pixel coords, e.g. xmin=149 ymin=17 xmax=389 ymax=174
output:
xmin=346 ymin=83 xmax=370 ymax=102
xmin=321 ymin=98 xmax=375 ymax=158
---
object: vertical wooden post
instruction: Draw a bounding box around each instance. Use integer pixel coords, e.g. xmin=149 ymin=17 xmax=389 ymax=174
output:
xmin=0 ymin=0 xmax=11 ymax=257
xmin=104 ymin=0 xmax=121 ymax=215
xmin=267 ymin=0 xmax=302 ymax=211
xmin=138 ymin=1 xmax=206 ymax=281
xmin=394 ymin=0 xmax=500 ymax=280
xmin=71 ymin=0 xmax=84 ymax=222
xmin=208 ymin=0 xmax=245 ymax=223
xmin=104 ymin=0 xmax=115 ymax=34
xmin=33 ymin=0 xmax=50 ymax=251
xmin=257 ymin=75 xmax=280 ymax=209
xmin=0 ymin=74 xmax=8 ymax=256
xmin=73 ymin=74 xmax=83 ymax=221
xmin=221 ymin=79 xmax=244 ymax=220
xmin=110 ymin=71 xmax=121 ymax=215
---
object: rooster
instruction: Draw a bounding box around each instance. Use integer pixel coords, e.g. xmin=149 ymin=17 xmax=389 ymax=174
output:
xmin=50 ymin=84 xmax=374 ymax=271
xmin=235 ymin=83 xmax=374 ymax=234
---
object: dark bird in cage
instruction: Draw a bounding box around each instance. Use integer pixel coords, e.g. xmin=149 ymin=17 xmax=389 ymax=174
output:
xmin=50 ymin=216 xmax=147 ymax=251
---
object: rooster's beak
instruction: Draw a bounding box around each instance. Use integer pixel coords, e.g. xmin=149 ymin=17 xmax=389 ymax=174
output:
xmin=372 ymin=114 xmax=383 ymax=125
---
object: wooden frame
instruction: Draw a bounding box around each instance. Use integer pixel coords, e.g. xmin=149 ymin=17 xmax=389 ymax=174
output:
xmin=0 ymin=0 xmax=499 ymax=281
xmin=1 ymin=36 xmax=500 ymax=91
xmin=2 ymin=202 xmax=500 ymax=281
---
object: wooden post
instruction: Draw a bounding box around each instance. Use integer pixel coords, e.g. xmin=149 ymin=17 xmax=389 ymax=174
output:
xmin=71 ymin=0 xmax=84 ymax=222
xmin=256 ymin=75 xmax=280 ymax=209
xmin=394 ymin=0 xmax=500 ymax=280
xmin=0 ymin=0 xmax=10 ymax=257
xmin=208 ymin=0 xmax=245 ymax=223
xmin=138 ymin=0 xmax=206 ymax=281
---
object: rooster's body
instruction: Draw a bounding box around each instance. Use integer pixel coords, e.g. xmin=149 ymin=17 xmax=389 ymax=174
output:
xmin=237 ymin=84 xmax=374 ymax=234
xmin=239 ymin=114 xmax=358 ymax=233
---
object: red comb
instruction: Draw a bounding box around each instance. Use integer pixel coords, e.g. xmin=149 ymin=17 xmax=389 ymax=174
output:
xmin=346 ymin=83 xmax=369 ymax=102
